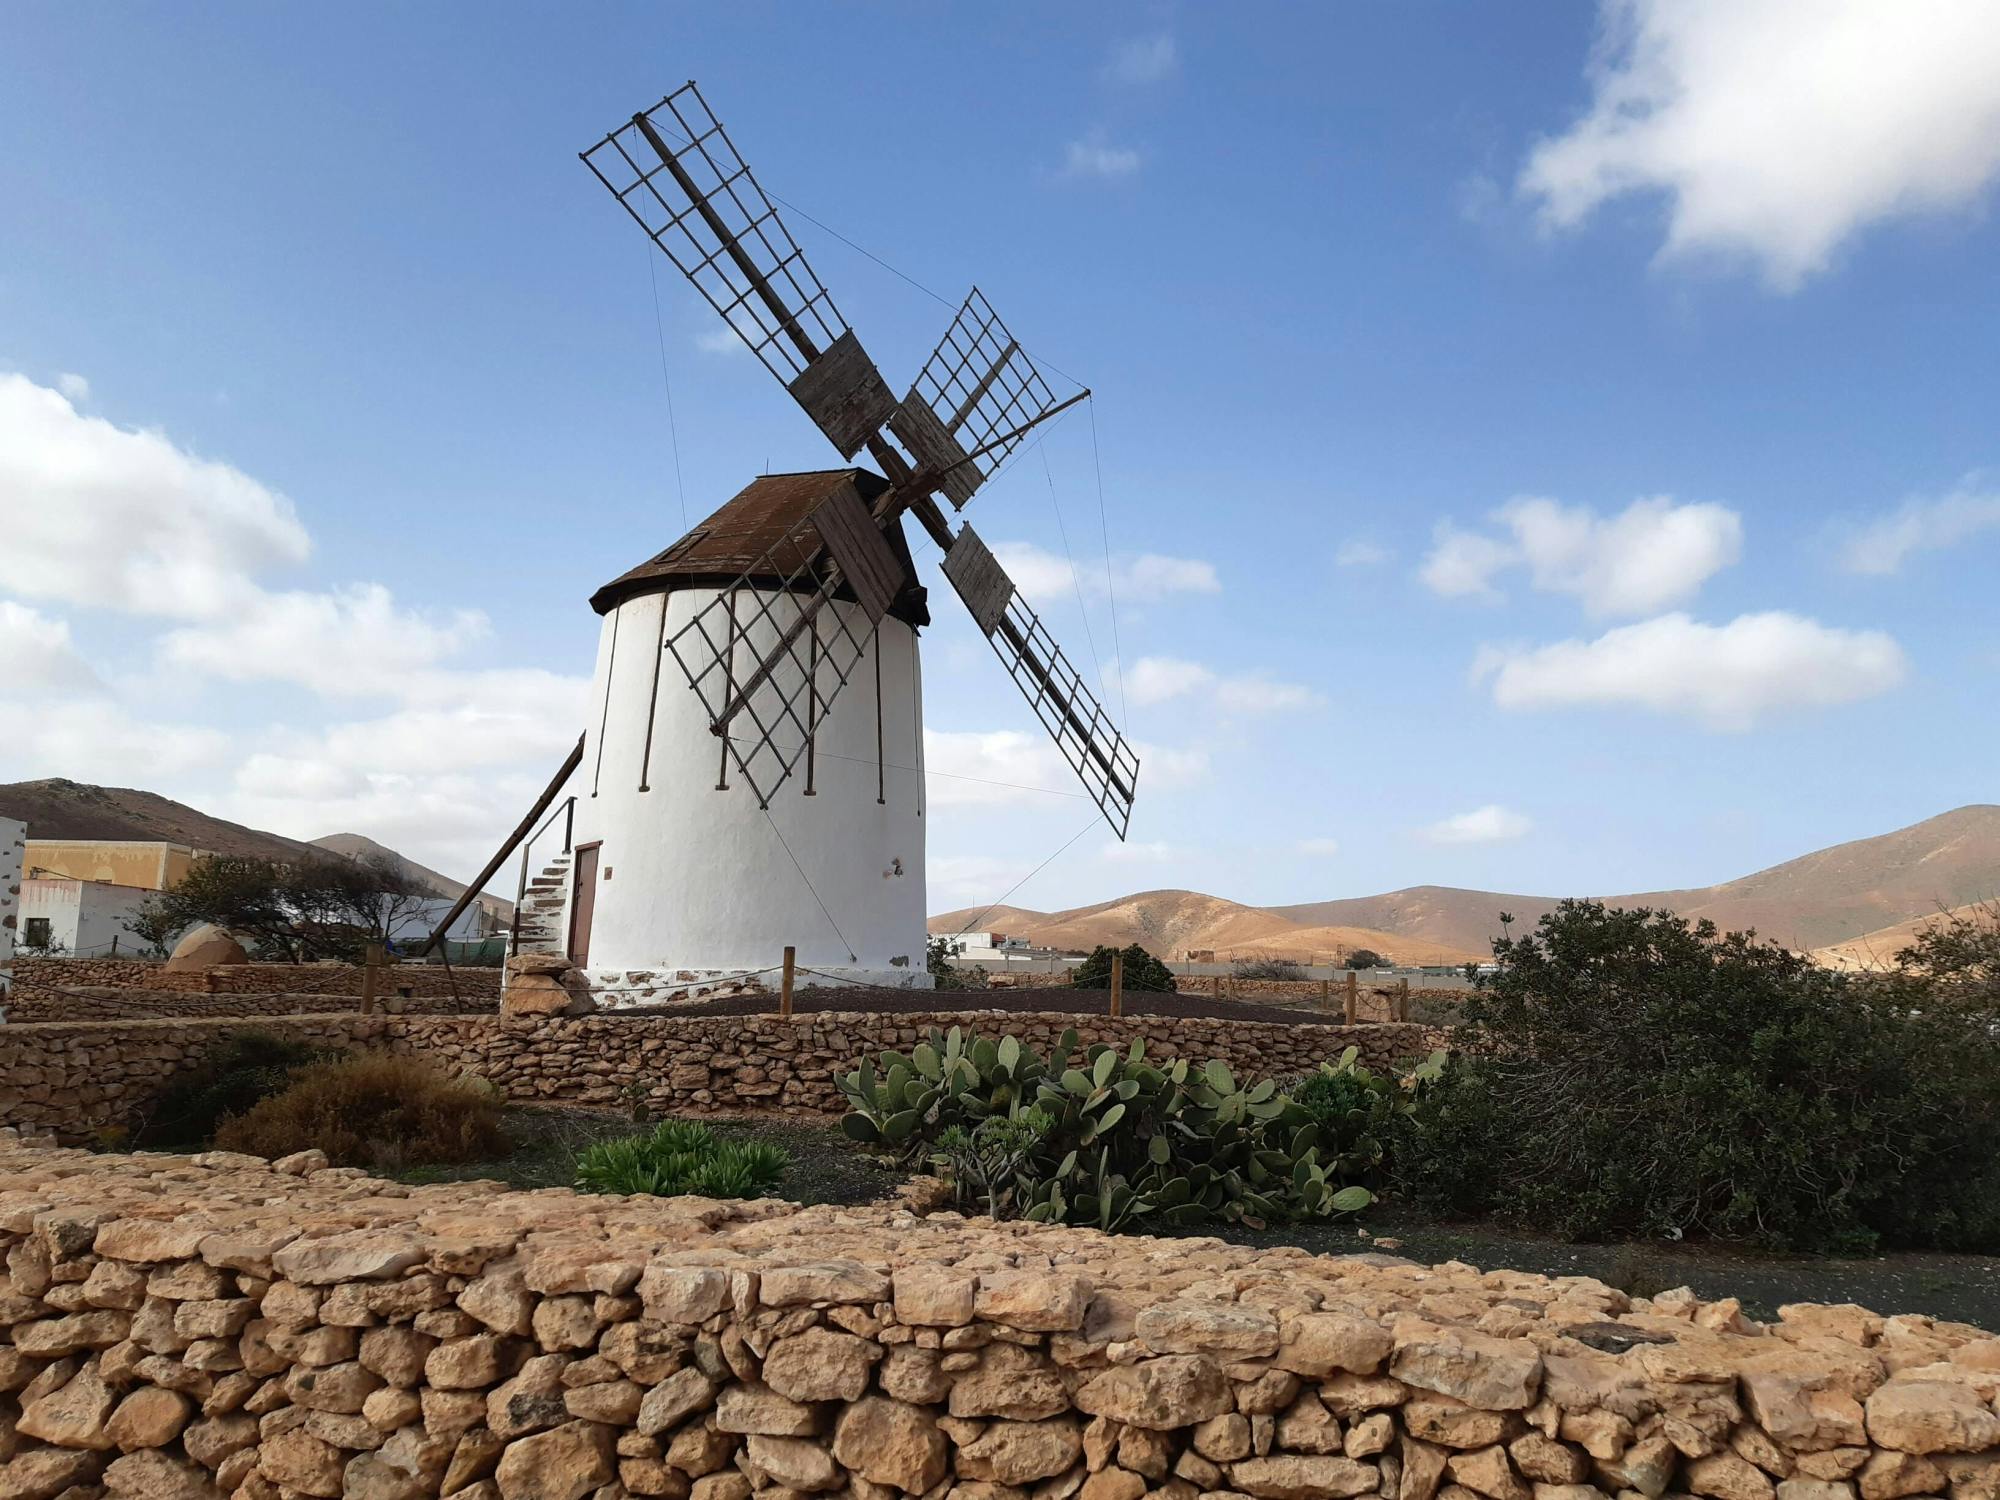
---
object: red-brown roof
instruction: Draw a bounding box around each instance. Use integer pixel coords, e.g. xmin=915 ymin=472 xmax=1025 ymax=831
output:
xmin=589 ymin=470 xmax=929 ymax=626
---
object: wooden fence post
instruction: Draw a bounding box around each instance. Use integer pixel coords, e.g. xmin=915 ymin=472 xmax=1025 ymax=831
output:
xmin=1320 ymin=976 xmax=1330 ymax=1012
xmin=361 ymin=942 xmax=383 ymax=1016
xmin=780 ymin=946 xmax=796 ymax=1018
xmin=1398 ymin=977 xmax=1410 ymax=1022
xmin=1109 ymin=953 xmax=1124 ymax=1018
xmin=1344 ymin=971 xmax=1358 ymax=1025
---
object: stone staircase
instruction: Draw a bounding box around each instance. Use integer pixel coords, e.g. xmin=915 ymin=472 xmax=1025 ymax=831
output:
xmin=511 ymin=850 xmax=574 ymax=959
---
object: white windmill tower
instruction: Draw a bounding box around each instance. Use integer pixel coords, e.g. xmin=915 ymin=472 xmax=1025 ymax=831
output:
xmin=427 ymin=83 xmax=1139 ymax=1004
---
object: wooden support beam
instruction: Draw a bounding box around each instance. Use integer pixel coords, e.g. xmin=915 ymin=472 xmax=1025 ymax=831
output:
xmin=1345 ymin=972 xmax=1359 ymax=1025
xmin=417 ymin=735 xmax=585 ymax=957
xmin=361 ymin=942 xmax=383 ymax=1017
xmin=1109 ymin=953 xmax=1124 ymax=1019
xmin=780 ymin=946 xmax=796 ymax=1018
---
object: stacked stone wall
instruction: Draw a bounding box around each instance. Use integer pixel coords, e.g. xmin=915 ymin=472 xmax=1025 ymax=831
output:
xmin=0 ymin=1140 xmax=1996 ymax=1500
xmin=0 ymin=1013 xmax=1446 ymax=1141
xmin=2 ymin=988 xmax=498 ymax=1026
xmin=12 ymin=957 xmax=502 ymax=999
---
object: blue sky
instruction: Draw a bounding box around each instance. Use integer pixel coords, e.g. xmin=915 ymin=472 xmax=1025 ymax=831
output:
xmin=4 ymin=2 xmax=1999 ymax=914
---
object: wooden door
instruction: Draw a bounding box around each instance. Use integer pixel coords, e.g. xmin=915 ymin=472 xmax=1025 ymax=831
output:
xmin=568 ymin=843 xmax=601 ymax=967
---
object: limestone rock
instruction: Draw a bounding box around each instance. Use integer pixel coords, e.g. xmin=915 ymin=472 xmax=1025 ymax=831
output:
xmin=1865 ymin=1380 xmax=2000 ymax=1455
xmin=1076 ymin=1355 xmax=1233 ymax=1430
xmin=831 ymin=1395 xmax=950 ymax=1494
xmin=494 ymin=1419 xmax=616 ymax=1500
xmin=166 ymin=924 xmax=249 ymax=971
xmin=957 ymin=1420 xmax=1086 ymax=1486
xmin=1229 ymin=1455 xmax=1380 ymax=1499
xmin=761 ymin=1327 xmax=883 ymax=1402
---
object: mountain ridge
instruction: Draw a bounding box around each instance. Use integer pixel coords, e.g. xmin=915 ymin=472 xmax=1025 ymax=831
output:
xmin=933 ymin=805 xmax=2000 ymax=964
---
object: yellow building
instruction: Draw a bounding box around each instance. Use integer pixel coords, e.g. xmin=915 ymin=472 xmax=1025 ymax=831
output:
xmin=24 ymin=840 xmax=201 ymax=892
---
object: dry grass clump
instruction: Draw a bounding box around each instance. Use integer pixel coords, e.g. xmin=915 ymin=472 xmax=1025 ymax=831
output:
xmin=215 ymin=1052 xmax=507 ymax=1169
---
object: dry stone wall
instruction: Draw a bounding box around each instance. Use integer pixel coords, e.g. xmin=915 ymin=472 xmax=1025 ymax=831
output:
xmin=0 ymin=1138 xmax=1997 ymax=1500
xmin=2 ymin=988 xmax=497 ymax=1026
xmin=13 ymin=958 xmax=502 ymax=999
xmin=0 ymin=1013 xmax=1446 ymax=1141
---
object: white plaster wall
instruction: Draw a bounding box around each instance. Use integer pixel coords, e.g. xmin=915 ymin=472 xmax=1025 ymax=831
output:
xmin=0 ymin=818 xmax=22 ymax=1012
xmin=569 ymin=585 xmax=930 ymax=999
xmin=18 ymin=880 xmax=156 ymax=956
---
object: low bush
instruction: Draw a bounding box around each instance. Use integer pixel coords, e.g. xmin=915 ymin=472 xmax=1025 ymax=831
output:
xmin=135 ymin=1030 xmax=340 ymax=1149
xmin=1389 ymin=900 xmax=2000 ymax=1252
xmin=838 ymin=1025 xmax=1370 ymax=1231
xmin=1071 ymin=944 xmax=1176 ymax=992
xmin=213 ymin=1053 xmax=507 ymax=1169
xmin=926 ymin=935 xmax=990 ymax=992
xmin=1233 ymin=958 xmax=1307 ymax=981
xmin=574 ymin=1120 xmax=789 ymax=1198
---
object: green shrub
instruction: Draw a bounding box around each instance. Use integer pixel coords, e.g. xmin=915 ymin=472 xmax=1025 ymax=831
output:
xmin=1292 ymin=1045 xmax=1444 ymax=1181
xmin=1390 ymin=900 xmax=2000 ymax=1252
xmin=135 ymin=1030 xmax=340 ymax=1148
xmin=1071 ymin=944 xmax=1177 ymax=992
xmin=1234 ymin=958 xmax=1306 ymax=981
xmin=927 ymin=935 xmax=990 ymax=992
xmin=837 ymin=1025 xmax=1369 ymax=1231
xmin=574 ymin=1121 xmax=789 ymax=1199
xmin=213 ymin=1053 xmax=507 ymax=1169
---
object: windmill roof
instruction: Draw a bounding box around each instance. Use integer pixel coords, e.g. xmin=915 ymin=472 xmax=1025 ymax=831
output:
xmin=589 ymin=469 xmax=930 ymax=626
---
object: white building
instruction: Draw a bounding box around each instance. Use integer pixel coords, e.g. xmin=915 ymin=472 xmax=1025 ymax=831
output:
xmin=0 ymin=818 xmax=23 ymax=1011
xmin=563 ymin=471 xmax=931 ymax=1002
xmin=19 ymin=878 xmax=154 ymax=957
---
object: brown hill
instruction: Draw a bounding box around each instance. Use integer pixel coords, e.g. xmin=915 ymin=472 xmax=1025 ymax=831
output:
xmin=310 ymin=833 xmax=513 ymax=924
xmin=938 ymin=806 xmax=2000 ymax=966
xmin=928 ymin=889 xmax=1482 ymax=967
xmin=0 ymin=778 xmax=318 ymax=863
xmin=0 ymin=779 xmax=513 ymax=921
xmin=1812 ymin=901 xmax=1993 ymax=972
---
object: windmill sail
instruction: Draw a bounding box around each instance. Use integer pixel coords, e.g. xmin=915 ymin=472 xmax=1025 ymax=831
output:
xmin=581 ymin=84 xmax=897 ymax=458
xmin=941 ymin=527 xmax=1139 ymax=838
xmin=892 ymin=289 xmax=1062 ymax=508
xmin=660 ymin=480 xmax=912 ymax=809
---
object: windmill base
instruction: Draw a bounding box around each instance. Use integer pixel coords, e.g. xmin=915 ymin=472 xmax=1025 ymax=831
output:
xmin=577 ymin=963 xmax=933 ymax=1011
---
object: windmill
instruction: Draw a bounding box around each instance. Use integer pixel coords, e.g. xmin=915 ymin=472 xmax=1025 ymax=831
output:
xmin=427 ymin=82 xmax=1139 ymax=1000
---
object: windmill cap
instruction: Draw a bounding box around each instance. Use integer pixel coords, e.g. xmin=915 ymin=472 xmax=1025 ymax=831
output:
xmin=588 ymin=469 xmax=929 ymax=627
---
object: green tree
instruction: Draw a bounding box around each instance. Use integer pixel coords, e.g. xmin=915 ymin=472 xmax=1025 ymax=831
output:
xmin=1343 ymin=948 xmax=1386 ymax=970
xmin=1392 ymin=900 xmax=2000 ymax=1251
xmin=128 ymin=896 xmax=183 ymax=960
xmin=1071 ymin=944 xmax=1176 ymax=992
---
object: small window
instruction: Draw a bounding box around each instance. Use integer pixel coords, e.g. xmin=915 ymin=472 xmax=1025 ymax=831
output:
xmin=24 ymin=918 xmax=52 ymax=947
xmin=651 ymin=528 xmax=707 ymax=566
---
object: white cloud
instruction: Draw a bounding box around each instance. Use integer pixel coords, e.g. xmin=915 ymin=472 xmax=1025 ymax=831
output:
xmin=158 ymin=585 xmax=488 ymax=698
xmin=1422 ymin=496 xmax=1741 ymax=616
xmin=1062 ymin=136 xmax=1141 ymax=180
xmin=1101 ymin=839 xmax=1176 ymax=865
xmin=1105 ymin=33 xmax=1177 ymax=85
xmin=0 ymin=372 xmax=310 ymax=620
xmin=694 ymin=327 xmax=746 ymax=356
xmin=990 ymin=541 xmax=1219 ymax=606
xmin=1841 ymin=478 xmax=2000 ymax=574
xmin=1421 ymin=805 xmax=1533 ymax=846
xmin=0 ymin=697 xmax=229 ymax=784
xmin=1336 ymin=540 xmax=1391 ymax=568
xmin=1420 ymin=524 xmax=1517 ymax=603
xmin=0 ymin=602 xmax=100 ymax=693
xmin=923 ymin=726 xmax=1208 ymax=809
xmin=1122 ymin=656 xmax=1319 ymax=714
xmin=1475 ymin=610 xmax=1907 ymax=729
xmin=1297 ymin=836 xmax=1341 ymax=857
xmin=55 ymin=372 xmax=89 ymax=403
xmin=1520 ymin=0 xmax=2000 ymax=290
